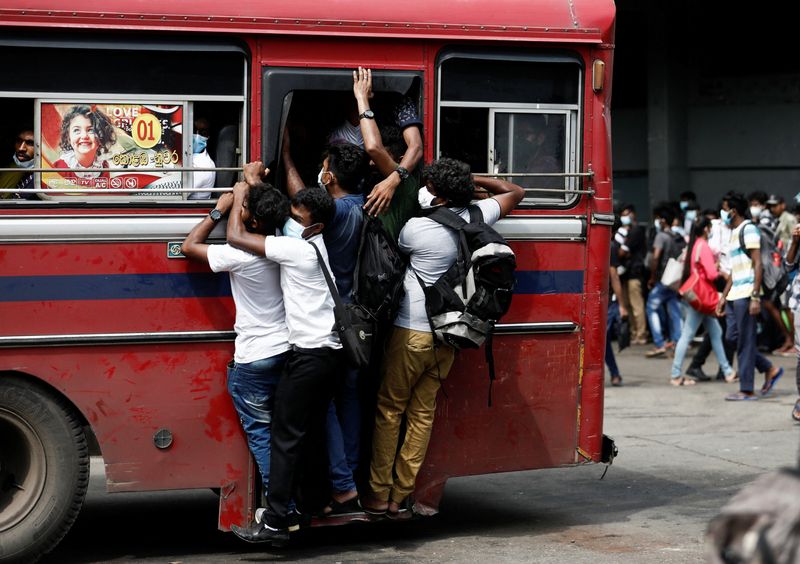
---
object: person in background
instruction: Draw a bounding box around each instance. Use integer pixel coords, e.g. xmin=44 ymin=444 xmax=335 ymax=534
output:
xmin=679 ymin=191 xmax=698 ymax=214
xmin=607 ymin=232 xmax=628 ymax=386
xmin=618 ymin=204 xmax=648 ymax=345
xmin=0 ymin=127 xmax=36 ymax=200
xmin=717 ymin=192 xmax=783 ymax=401
xmin=645 ymin=205 xmax=683 ymax=357
xmin=781 ymin=223 xmax=800 ymax=421
xmin=767 ymin=194 xmax=796 ymax=253
xmin=189 ymin=116 xmax=216 ymax=200
xmin=747 ymin=190 xmax=769 ymax=226
xmin=670 ymin=218 xmax=736 ymax=386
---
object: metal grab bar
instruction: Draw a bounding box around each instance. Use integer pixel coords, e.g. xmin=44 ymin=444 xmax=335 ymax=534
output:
xmin=0 ymin=167 xmax=242 ymax=173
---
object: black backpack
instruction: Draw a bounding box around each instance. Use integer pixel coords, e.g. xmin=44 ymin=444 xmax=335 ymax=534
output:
xmin=738 ymin=220 xmax=789 ymax=295
xmin=413 ymin=205 xmax=516 ymax=404
xmin=352 ymin=213 xmax=408 ymax=323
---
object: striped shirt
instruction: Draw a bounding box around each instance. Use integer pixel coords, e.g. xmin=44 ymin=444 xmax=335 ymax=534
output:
xmin=726 ymin=221 xmax=761 ymax=301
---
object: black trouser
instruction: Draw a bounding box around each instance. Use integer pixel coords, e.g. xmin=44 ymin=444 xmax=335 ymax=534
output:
xmin=265 ymin=346 xmax=343 ymax=529
xmin=689 ymin=314 xmax=735 ymax=373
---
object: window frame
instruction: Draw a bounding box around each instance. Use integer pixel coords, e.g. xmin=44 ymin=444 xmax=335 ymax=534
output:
xmin=435 ymin=48 xmax=585 ymax=209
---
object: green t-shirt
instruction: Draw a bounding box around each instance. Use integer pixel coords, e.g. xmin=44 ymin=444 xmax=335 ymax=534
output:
xmin=378 ymin=175 xmax=419 ymax=242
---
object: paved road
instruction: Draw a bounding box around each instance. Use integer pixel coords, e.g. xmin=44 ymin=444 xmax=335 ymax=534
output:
xmin=43 ymin=343 xmax=800 ymax=563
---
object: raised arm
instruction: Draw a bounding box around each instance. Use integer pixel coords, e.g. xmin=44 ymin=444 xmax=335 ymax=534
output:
xmin=280 ymin=129 xmax=305 ymax=198
xmin=473 ymin=176 xmax=524 ymax=218
xmin=226 ymin=181 xmax=268 ymax=257
xmin=181 ymin=193 xmax=233 ymax=263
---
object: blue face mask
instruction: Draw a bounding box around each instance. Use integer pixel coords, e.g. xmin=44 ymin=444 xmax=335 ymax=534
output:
xmin=192 ymin=134 xmax=208 ymax=154
xmin=685 ymin=210 xmax=697 ymax=222
xmin=679 ymin=201 xmax=689 ymax=211
xmin=282 ymin=218 xmax=306 ymax=239
xmin=720 ymin=209 xmax=732 ymax=226
xmin=620 ymin=215 xmax=632 ymax=226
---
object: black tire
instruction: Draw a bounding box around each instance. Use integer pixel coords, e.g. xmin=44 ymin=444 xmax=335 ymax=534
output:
xmin=0 ymin=376 xmax=89 ymax=563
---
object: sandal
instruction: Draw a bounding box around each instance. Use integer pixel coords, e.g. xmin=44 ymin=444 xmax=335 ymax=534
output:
xmin=725 ymin=391 xmax=758 ymax=401
xmin=792 ymin=399 xmax=800 ymax=422
xmin=321 ymin=495 xmax=362 ymax=517
xmin=724 ymin=371 xmax=738 ymax=384
xmin=386 ymin=499 xmax=414 ymax=521
xmin=670 ymin=376 xmax=696 ymax=386
xmin=761 ymin=367 xmax=784 ymax=396
xmin=357 ymin=496 xmax=388 ymax=516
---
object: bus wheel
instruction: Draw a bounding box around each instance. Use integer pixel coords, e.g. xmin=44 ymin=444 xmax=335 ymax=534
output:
xmin=0 ymin=377 xmax=89 ymax=563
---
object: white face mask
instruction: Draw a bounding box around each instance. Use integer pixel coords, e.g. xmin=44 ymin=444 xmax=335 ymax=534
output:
xmin=13 ymin=154 xmax=34 ymax=168
xmin=654 ymin=219 xmax=662 ymax=230
xmin=418 ymin=187 xmax=436 ymax=209
xmin=620 ymin=215 xmax=632 ymax=226
xmin=720 ymin=209 xmax=732 ymax=225
xmin=750 ymin=206 xmax=763 ymax=219
xmin=685 ymin=210 xmax=697 ymax=222
xmin=317 ymin=168 xmax=330 ymax=190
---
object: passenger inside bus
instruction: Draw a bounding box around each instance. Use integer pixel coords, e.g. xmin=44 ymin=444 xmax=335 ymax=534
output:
xmin=0 ymin=126 xmax=35 ymax=199
xmin=189 ymin=116 xmax=216 ymax=200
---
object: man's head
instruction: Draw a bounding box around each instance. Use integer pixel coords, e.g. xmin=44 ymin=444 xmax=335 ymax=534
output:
xmin=653 ymin=204 xmax=675 ymax=231
xmin=747 ymin=190 xmax=768 ymax=219
xmin=380 ymin=124 xmax=407 ymax=163
xmin=193 ymin=117 xmax=210 ymax=154
xmin=14 ymin=128 xmax=34 ymax=163
xmin=320 ymin=143 xmax=368 ymax=194
xmin=722 ymin=191 xmax=748 ymax=225
xmin=290 ymin=187 xmax=336 ymax=238
xmin=241 ymin=181 xmax=290 ymax=235
xmin=767 ymin=194 xmax=785 ymax=216
xmin=679 ymin=191 xmax=698 ymax=211
xmin=620 ymin=203 xmax=636 ymax=226
xmin=423 ymin=158 xmax=473 ymax=207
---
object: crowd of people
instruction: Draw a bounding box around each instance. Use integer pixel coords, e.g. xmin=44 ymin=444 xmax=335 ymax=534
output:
xmin=607 ymin=189 xmax=800 ymax=420
xmin=180 ymin=67 xmax=525 ymax=544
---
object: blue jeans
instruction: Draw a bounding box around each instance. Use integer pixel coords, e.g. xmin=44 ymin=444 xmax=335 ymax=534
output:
xmin=326 ymin=365 xmax=360 ymax=493
xmin=646 ymin=282 xmax=683 ymax=348
xmin=672 ymin=307 xmax=733 ymax=379
xmin=605 ymin=301 xmax=621 ymax=378
xmin=725 ymin=298 xmax=772 ymax=393
xmin=227 ymin=351 xmax=289 ymax=490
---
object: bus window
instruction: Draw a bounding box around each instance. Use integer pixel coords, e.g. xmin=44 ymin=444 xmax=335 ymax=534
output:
xmin=0 ymin=36 xmax=247 ymax=204
xmin=436 ymin=52 xmax=583 ymax=206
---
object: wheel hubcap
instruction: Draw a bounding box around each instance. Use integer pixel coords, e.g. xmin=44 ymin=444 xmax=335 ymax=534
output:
xmin=0 ymin=407 xmax=47 ymax=531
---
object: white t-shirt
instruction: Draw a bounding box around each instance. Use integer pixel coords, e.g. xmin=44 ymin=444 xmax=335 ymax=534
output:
xmin=189 ymin=150 xmax=216 ymax=200
xmin=207 ymin=244 xmax=290 ymax=363
xmin=394 ymin=198 xmax=503 ymax=331
xmin=264 ymin=234 xmax=341 ymax=350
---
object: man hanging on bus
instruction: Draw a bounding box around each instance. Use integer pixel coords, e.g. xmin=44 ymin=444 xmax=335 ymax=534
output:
xmin=180 ymin=183 xmax=291 ymax=514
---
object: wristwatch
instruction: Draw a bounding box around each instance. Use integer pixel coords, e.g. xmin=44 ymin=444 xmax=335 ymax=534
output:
xmin=209 ymin=208 xmax=223 ymax=222
xmin=358 ymin=109 xmax=375 ymax=120
xmin=394 ymin=166 xmax=410 ymax=181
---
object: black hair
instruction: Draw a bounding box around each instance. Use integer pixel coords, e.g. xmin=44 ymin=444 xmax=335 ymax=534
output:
xmin=423 ymin=158 xmax=474 ymax=207
xmin=59 ymin=105 xmax=116 ymax=154
xmin=380 ymin=124 xmax=407 ymax=162
xmin=679 ymin=191 xmax=697 ymax=202
xmin=248 ymin=182 xmax=289 ymax=234
xmin=747 ymin=190 xmax=768 ymax=205
xmin=682 ymin=216 xmax=712 ymax=284
xmin=324 ymin=143 xmax=368 ymax=193
xmin=723 ymin=192 xmax=748 ymax=217
xmin=292 ymin=187 xmax=335 ymax=227
xmin=702 ymin=208 xmax=718 ymax=219
xmin=621 ymin=203 xmax=636 ymax=214
xmin=653 ymin=203 xmax=675 ymax=226
xmin=17 ymin=125 xmax=34 ymax=135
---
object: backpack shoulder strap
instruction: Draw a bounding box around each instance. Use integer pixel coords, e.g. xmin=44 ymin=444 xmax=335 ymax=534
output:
xmin=468 ymin=204 xmax=484 ymax=224
xmin=424 ymin=206 xmax=468 ymax=231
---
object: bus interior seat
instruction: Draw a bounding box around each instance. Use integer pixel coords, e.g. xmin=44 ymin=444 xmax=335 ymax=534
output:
xmin=214 ymin=124 xmax=239 ymax=188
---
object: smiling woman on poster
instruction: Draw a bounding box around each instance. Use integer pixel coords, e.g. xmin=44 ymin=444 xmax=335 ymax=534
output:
xmin=53 ymin=105 xmax=116 ymax=188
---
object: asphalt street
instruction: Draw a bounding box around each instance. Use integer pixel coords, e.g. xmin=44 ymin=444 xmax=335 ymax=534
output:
xmin=43 ymin=342 xmax=800 ymax=563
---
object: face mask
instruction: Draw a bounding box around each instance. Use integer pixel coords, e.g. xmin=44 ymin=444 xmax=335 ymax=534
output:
xmin=317 ymin=168 xmax=330 ymax=190
xmin=720 ymin=209 xmax=732 ymax=225
xmin=749 ymin=206 xmax=763 ymax=219
xmin=620 ymin=215 xmax=632 ymax=226
xmin=192 ymin=134 xmax=208 ymax=154
xmin=654 ymin=219 xmax=662 ymax=230
xmin=679 ymin=201 xmax=689 ymax=211
xmin=12 ymin=154 xmax=34 ymax=168
xmin=418 ymin=187 xmax=436 ymax=209
xmin=670 ymin=225 xmax=683 ymax=235
xmin=282 ymin=218 xmax=306 ymax=239
xmin=685 ymin=210 xmax=697 ymax=222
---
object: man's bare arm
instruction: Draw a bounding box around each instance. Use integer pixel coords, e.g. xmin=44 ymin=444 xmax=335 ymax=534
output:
xmin=181 ymin=193 xmax=234 ymax=263
xmin=473 ymin=176 xmax=524 ymax=218
xmin=226 ymin=181 xmax=268 ymax=257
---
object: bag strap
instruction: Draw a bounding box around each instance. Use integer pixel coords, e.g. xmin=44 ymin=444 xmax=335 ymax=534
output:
xmin=424 ymin=206 xmax=469 ymax=230
xmin=309 ymin=241 xmax=349 ymax=331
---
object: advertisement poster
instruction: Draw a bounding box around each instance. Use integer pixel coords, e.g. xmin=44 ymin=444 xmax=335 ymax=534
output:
xmin=40 ymin=103 xmax=183 ymax=197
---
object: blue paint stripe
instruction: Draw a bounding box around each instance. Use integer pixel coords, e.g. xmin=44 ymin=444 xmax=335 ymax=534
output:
xmin=0 ymin=273 xmax=232 ymax=302
xmin=514 ymin=270 xmax=584 ymax=295
xmin=0 ymin=270 xmax=583 ymax=302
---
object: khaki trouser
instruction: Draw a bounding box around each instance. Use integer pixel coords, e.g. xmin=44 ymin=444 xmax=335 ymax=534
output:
xmin=369 ymin=327 xmax=455 ymax=504
xmin=623 ymin=277 xmax=647 ymax=341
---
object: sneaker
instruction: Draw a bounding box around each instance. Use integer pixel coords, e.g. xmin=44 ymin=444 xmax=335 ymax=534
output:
xmin=645 ymin=347 xmax=667 ymax=358
xmin=686 ymin=366 xmax=710 ymax=382
xmin=255 ymin=507 xmax=304 ymax=532
xmin=792 ymin=399 xmax=800 ymax=422
xmin=231 ymin=522 xmax=289 ymax=545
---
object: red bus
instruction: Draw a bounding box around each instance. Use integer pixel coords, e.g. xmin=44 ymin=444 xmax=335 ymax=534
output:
xmin=0 ymin=1 xmax=616 ymax=561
